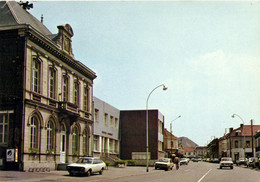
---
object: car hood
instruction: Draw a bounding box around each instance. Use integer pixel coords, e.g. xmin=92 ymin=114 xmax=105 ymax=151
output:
xmin=67 ymin=163 xmax=91 ymax=168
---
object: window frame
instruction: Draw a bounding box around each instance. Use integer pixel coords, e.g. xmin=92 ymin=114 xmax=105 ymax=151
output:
xmin=48 ymin=67 xmax=56 ymax=99
xmin=46 ymin=120 xmax=55 ymax=151
xmin=32 ymin=58 xmax=41 ymax=93
xmin=30 ymin=116 xmax=39 ymax=150
xmin=74 ymin=80 xmax=79 ymax=106
xmin=72 ymin=126 xmax=79 ymax=154
xmin=62 ymin=75 xmax=69 ymax=102
xmin=83 ymin=85 xmax=89 ymax=112
xmin=0 ymin=111 xmax=13 ymax=144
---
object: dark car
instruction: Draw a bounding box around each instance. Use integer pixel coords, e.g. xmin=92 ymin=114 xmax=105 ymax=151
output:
xmin=212 ymin=158 xmax=220 ymax=163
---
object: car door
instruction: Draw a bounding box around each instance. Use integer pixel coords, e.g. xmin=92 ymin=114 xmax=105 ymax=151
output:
xmin=93 ymin=159 xmax=100 ymax=172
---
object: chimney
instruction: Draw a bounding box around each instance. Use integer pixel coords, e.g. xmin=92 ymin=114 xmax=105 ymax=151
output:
xmin=240 ymin=124 xmax=244 ymax=128
xmin=229 ymin=128 xmax=233 ymax=133
xmin=41 ymin=14 xmax=43 ymax=23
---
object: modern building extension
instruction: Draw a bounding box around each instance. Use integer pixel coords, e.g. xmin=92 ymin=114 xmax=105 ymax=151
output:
xmin=93 ymin=97 xmax=120 ymax=159
xmin=120 ymin=110 xmax=165 ymax=161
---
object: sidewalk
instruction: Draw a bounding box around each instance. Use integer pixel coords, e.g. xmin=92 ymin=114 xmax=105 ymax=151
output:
xmin=0 ymin=166 xmax=164 ymax=182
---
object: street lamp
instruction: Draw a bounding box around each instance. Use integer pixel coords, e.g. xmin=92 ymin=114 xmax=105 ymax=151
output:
xmin=231 ymin=114 xmax=246 ymax=159
xmin=146 ymin=84 xmax=167 ymax=172
xmin=170 ymin=115 xmax=181 ymax=155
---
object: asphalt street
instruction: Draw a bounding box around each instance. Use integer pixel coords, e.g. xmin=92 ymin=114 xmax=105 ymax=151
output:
xmin=0 ymin=162 xmax=259 ymax=182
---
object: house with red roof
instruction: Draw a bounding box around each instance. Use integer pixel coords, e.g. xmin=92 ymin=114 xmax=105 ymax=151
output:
xmin=183 ymin=147 xmax=195 ymax=158
xmin=225 ymin=124 xmax=260 ymax=161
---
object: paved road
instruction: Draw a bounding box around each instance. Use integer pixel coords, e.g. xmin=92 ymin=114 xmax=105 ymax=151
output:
xmin=0 ymin=162 xmax=259 ymax=182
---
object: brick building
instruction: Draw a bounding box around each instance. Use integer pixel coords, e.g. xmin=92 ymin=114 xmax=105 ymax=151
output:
xmin=120 ymin=110 xmax=165 ymax=161
xmin=0 ymin=1 xmax=96 ymax=171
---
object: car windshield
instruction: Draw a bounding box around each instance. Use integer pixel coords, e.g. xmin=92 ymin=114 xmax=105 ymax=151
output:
xmin=76 ymin=158 xmax=93 ymax=164
xmin=159 ymin=158 xmax=169 ymax=162
xmin=221 ymin=158 xmax=231 ymax=161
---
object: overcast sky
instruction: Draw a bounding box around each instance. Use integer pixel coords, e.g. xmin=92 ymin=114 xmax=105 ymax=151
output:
xmin=29 ymin=1 xmax=260 ymax=146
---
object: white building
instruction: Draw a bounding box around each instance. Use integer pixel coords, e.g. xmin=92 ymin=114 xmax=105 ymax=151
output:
xmin=93 ymin=97 xmax=120 ymax=159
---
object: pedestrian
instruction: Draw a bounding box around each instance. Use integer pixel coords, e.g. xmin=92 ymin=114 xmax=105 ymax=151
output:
xmin=174 ymin=156 xmax=180 ymax=170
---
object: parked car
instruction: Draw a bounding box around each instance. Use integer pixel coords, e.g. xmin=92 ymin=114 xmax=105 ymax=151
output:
xmin=192 ymin=158 xmax=198 ymax=162
xmin=247 ymin=157 xmax=258 ymax=168
xmin=180 ymin=158 xmax=189 ymax=165
xmin=66 ymin=157 xmax=106 ymax=176
xmin=219 ymin=157 xmax=233 ymax=169
xmin=236 ymin=158 xmax=247 ymax=166
xmin=154 ymin=158 xmax=174 ymax=171
xmin=212 ymin=158 xmax=220 ymax=163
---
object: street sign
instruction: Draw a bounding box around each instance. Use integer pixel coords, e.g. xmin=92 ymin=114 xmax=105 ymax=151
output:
xmin=6 ymin=149 xmax=14 ymax=162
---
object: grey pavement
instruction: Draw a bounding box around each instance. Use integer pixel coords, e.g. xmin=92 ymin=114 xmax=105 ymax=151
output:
xmin=0 ymin=166 xmax=165 ymax=182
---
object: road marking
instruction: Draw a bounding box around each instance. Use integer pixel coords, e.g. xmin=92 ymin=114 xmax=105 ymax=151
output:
xmin=197 ymin=169 xmax=212 ymax=182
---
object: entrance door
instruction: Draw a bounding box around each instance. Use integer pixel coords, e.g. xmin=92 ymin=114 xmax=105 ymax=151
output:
xmin=60 ymin=124 xmax=66 ymax=163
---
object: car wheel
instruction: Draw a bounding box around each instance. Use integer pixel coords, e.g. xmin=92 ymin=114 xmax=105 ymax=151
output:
xmin=220 ymin=166 xmax=222 ymax=169
xmin=231 ymin=166 xmax=233 ymax=169
xmin=165 ymin=167 xmax=169 ymax=171
xmin=86 ymin=170 xmax=91 ymax=176
xmin=69 ymin=171 xmax=73 ymax=176
xmin=99 ymin=168 xmax=104 ymax=175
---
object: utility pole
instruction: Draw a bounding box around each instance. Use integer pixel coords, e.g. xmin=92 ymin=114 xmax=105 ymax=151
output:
xmin=251 ymin=119 xmax=254 ymax=157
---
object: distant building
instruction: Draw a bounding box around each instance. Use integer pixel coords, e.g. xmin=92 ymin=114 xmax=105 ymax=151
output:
xmin=0 ymin=1 xmax=96 ymax=171
xmin=254 ymin=131 xmax=260 ymax=158
xmin=226 ymin=124 xmax=260 ymax=161
xmin=183 ymin=147 xmax=195 ymax=158
xmin=207 ymin=138 xmax=219 ymax=159
xmin=120 ymin=110 xmax=165 ymax=161
xmin=93 ymin=97 xmax=120 ymax=158
xmin=163 ymin=128 xmax=178 ymax=157
xmin=195 ymin=146 xmax=207 ymax=159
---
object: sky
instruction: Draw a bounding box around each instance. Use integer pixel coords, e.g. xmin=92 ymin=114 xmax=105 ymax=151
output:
xmin=28 ymin=0 xmax=260 ymax=146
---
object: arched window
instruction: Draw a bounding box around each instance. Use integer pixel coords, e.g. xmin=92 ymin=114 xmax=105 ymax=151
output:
xmin=82 ymin=129 xmax=89 ymax=155
xmin=32 ymin=58 xmax=41 ymax=93
xmin=46 ymin=120 xmax=55 ymax=151
xmin=72 ymin=126 xmax=79 ymax=155
xmin=30 ymin=116 xmax=39 ymax=149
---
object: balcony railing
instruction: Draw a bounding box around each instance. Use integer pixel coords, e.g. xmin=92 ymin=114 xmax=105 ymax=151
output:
xmin=58 ymin=101 xmax=78 ymax=113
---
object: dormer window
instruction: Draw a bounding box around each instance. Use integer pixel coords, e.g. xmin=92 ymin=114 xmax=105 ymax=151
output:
xmin=54 ymin=24 xmax=74 ymax=56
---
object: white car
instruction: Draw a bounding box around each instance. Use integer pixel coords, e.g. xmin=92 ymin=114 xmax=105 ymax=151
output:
xmin=180 ymin=158 xmax=189 ymax=165
xmin=66 ymin=157 xmax=106 ymax=176
xmin=219 ymin=157 xmax=233 ymax=169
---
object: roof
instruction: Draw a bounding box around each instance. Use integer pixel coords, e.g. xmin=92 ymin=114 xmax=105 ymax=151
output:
xmin=164 ymin=128 xmax=178 ymax=139
xmin=183 ymin=147 xmax=195 ymax=152
xmin=230 ymin=125 xmax=260 ymax=137
xmin=0 ymin=1 xmax=52 ymax=35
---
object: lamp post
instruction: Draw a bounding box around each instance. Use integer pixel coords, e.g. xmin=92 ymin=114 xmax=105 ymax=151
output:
xmin=170 ymin=115 xmax=181 ymax=155
xmin=232 ymin=114 xmax=246 ymax=159
xmin=146 ymin=84 xmax=167 ymax=172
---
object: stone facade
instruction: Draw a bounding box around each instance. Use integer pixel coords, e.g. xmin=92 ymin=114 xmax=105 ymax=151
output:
xmin=0 ymin=1 xmax=96 ymax=171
